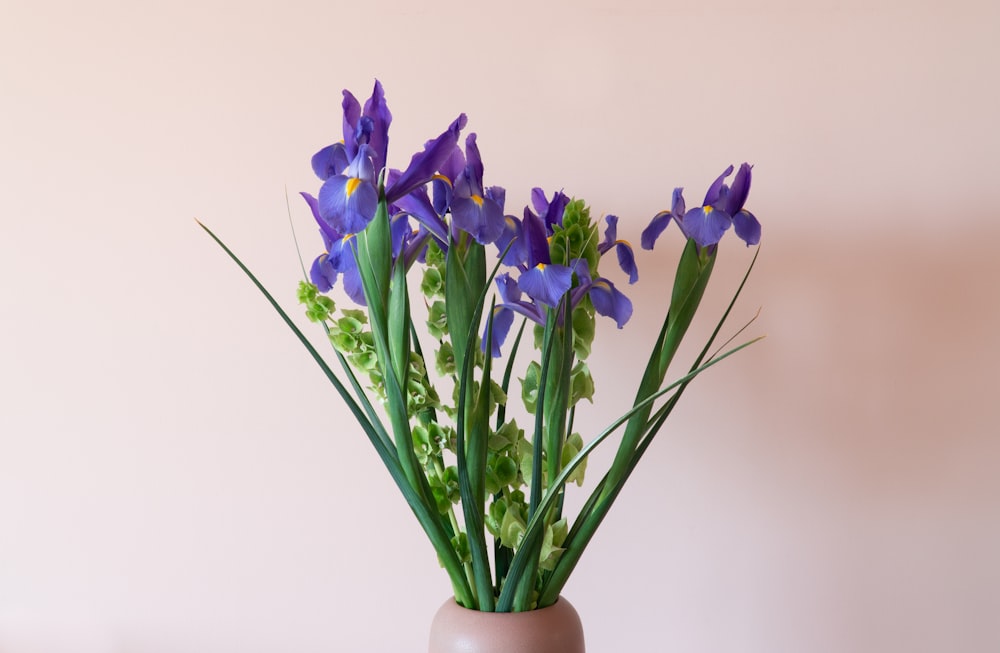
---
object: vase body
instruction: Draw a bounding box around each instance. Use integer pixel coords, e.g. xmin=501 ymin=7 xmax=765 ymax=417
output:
xmin=428 ymin=596 xmax=585 ymax=653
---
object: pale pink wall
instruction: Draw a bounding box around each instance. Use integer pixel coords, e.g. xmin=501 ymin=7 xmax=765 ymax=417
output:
xmin=2 ymin=1 xmax=998 ymax=652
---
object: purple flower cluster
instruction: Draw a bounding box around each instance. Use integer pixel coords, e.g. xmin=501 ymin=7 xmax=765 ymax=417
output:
xmin=303 ymin=80 xmax=760 ymax=353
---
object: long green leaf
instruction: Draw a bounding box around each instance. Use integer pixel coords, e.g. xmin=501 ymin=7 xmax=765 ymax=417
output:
xmin=197 ymin=220 xmax=474 ymax=606
xmin=536 ymin=248 xmax=762 ymax=605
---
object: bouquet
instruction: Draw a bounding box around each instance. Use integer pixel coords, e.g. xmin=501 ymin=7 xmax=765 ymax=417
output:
xmin=201 ymin=80 xmax=762 ymax=613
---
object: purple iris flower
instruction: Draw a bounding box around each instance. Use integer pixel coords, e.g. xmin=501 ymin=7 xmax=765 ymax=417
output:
xmin=642 ymin=163 xmax=761 ymax=251
xmin=310 ymin=81 xmax=392 ymax=182
xmin=310 ymin=80 xmax=468 ymax=237
xmin=448 ymin=133 xmax=506 ymax=245
xmin=517 ymin=208 xmax=574 ymax=308
xmin=302 ymin=192 xmax=366 ymax=305
xmin=568 ymin=259 xmax=633 ymax=329
xmin=597 ymin=215 xmax=638 ymax=284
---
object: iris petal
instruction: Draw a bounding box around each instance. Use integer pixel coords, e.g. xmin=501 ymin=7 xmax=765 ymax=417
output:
xmin=311 ymin=143 xmax=349 ymax=181
xmin=519 ymin=263 xmax=572 ymax=308
xmin=723 ymin=163 xmax=752 ymax=216
xmin=387 ymin=114 xmax=468 ymax=204
xmin=482 ymin=305 xmax=515 ymax=357
xmin=451 ymin=195 xmax=505 ymax=244
xmin=362 ymin=80 xmax=392 ymax=171
xmin=310 ymin=253 xmax=337 ymax=293
xmin=317 ymin=174 xmax=378 ymax=235
xmin=678 ymin=206 xmax=732 ymax=249
xmin=616 ymin=242 xmax=638 ymax=284
xmin=733 ymin=209 xmax=761 ymax=246
xmin=702 ymin=165 xmax=735 ymax=206
xmin=589 ymin=279 xmax=633 ymax=329
xmin=641 ymin=210 xmax=673 ymax=250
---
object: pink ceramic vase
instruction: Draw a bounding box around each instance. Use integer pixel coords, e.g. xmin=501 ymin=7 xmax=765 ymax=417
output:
xmin=428 ymin=596 xmax=585 ymax=653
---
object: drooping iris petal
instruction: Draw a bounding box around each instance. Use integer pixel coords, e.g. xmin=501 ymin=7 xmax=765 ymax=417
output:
xmin=641 ymin=210 xmax=672 ymax=250
xmin=451 ymin=193 xmax=505 ymax=244
xmin=386 ymin=114 xmax=468 ymax=204
xmin=341 ymin=260 xmax=366 ymax=305
xmin=310 ymin=253 xmax=338 ymax=292
xmin=311 ymin=143 xmax=349 ymax=181
xmin=588 ymin=278 xmax=633 ymax=329
xmin=519 ymin=263 xmax=573 ymax=308
xmin=642 ymin=188 xmax=686 ymax=250
xmin=598 ymin=215 xmax=638 ymax=283
xmin=495 ymin=273 xmax=521 ymax=304
xmin=301 ymin=191 xmax=340 ymax=245
xmin=616 ymin=241 xmax=638 ymax=284
xmin=677 ymin=205 xmax=732 ymax=249
xmin=482 ymin=304 xmax=515 ymax=357
xmin=328 ymin=235 xmax=366 ymax=306
xmin=733 ymin=209 xmax=761 ymax=246
xmin=389 ymin=212 xmax=411 ymax=258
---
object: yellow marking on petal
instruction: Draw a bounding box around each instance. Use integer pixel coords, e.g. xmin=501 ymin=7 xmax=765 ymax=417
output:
xmin=345 ymin=177 xmax=363 ymax=198
xmin=703 ymin=205 xmax=714 ymax=214
xmin=593 ymin=280 xmax=611 ymax=291
xmin=616 ymin=239 xmax=633 ymax=248
xmin=342 ymin=234 xmax=355 ymax=243
xmin=471 ymin=194 xmax=484 ymax=207
xmin=537 ymin=263 xmax=547 ymax=270
xmin=432 ymin=173 xmax=452 ymax=185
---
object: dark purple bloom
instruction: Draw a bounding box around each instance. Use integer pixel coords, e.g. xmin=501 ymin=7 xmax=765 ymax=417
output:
xmin=643 ymin=163 xmax=761 ymax=251
xmin=311 ymin=81 xmax=392 ymax=183
xmin=449 ymin=133 xmax=506 ymax=245
xmin=517 ymin=209 xmax=573 ymax=308
xmin=569 ymin=258 xmax=632 ymax=329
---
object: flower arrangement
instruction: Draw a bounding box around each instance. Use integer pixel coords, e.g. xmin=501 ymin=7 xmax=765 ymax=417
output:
xmin=201 ymin=80 xmax=762 ymax=613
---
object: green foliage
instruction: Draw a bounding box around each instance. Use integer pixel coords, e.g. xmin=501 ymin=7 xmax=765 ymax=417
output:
xmin=206 ymin=176 xmax=761 ymax=614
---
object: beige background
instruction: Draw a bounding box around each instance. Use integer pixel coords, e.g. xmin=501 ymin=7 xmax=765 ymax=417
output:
xmin=2 ymin=0 xmax=999 ymax=651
